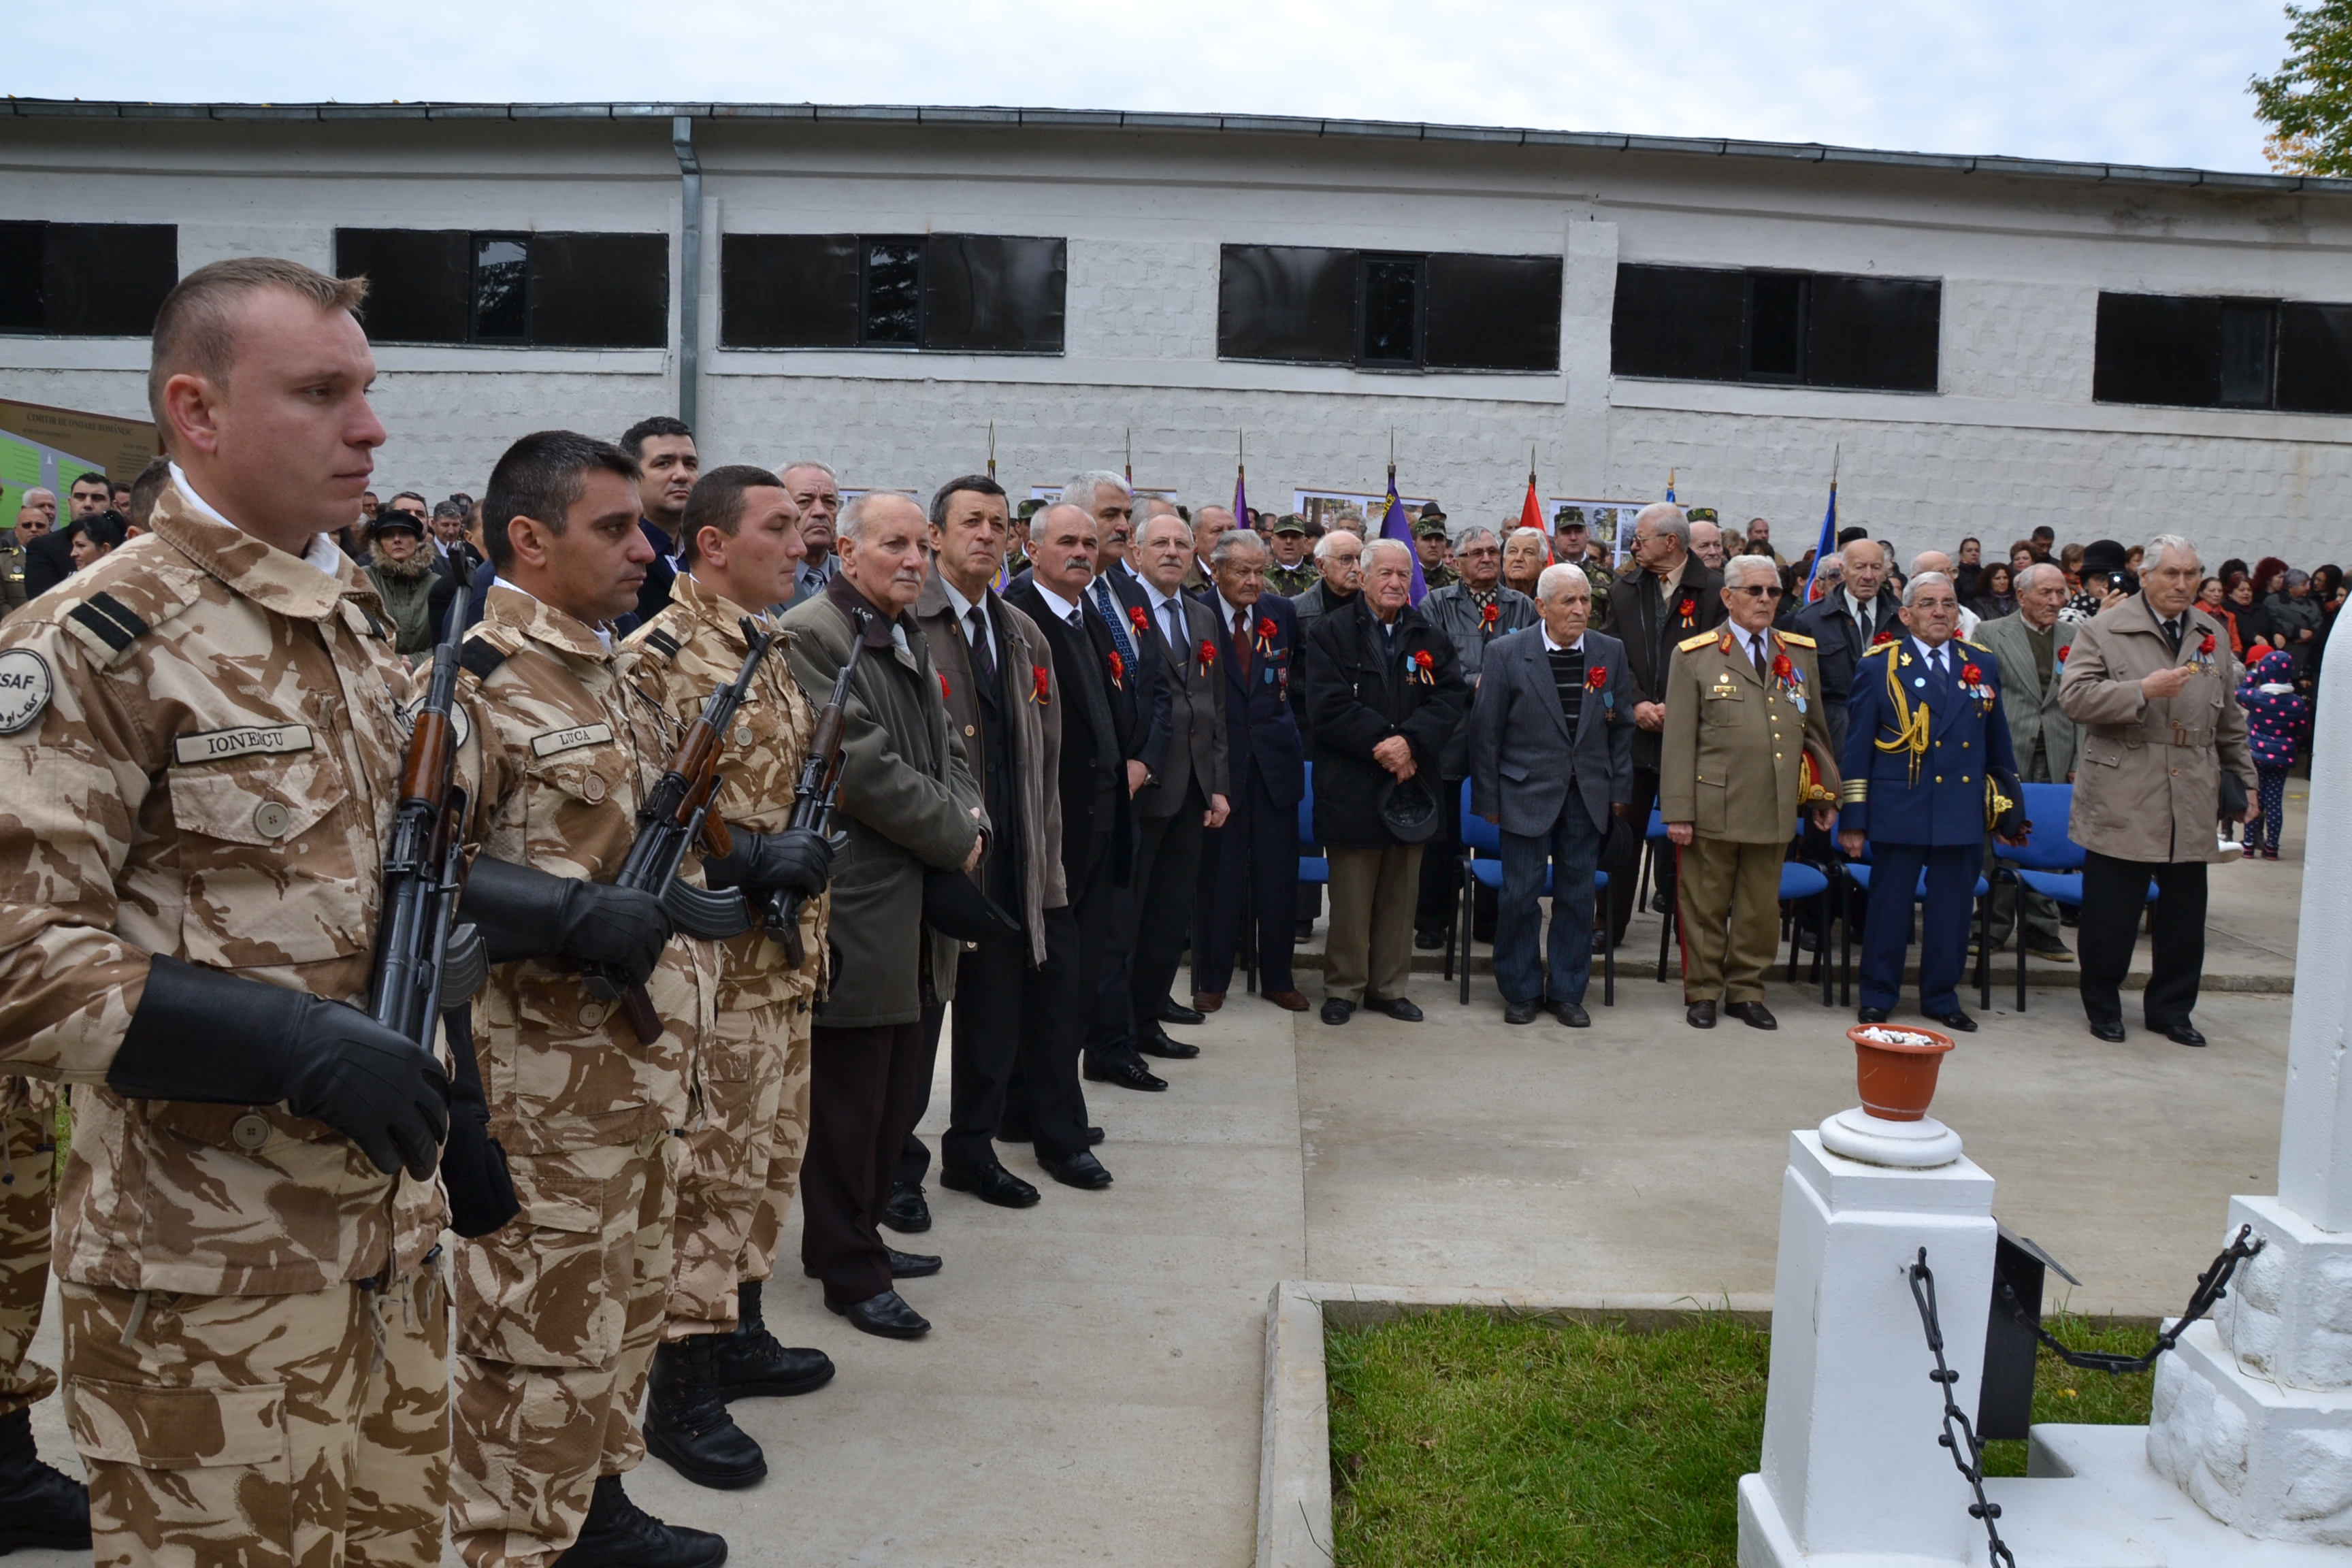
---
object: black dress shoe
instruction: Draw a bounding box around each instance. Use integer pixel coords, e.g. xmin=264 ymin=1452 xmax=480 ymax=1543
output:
xmin=941 ymin=1162 xmax=1041 ymax=1209
xmin=1038 ymin=1149 xmax=1115 ymax=1190
xmin=0 ymin=1409 xmax=88 ymax=1554
xmin=2089 ymin=1019 xmax=2127 ymax=1043
xmin=1926 ymin=1010 xmax=1977 ymax=1033
xmin=1321 ymin=998 xmax=1354 ymax=1025
xmin=1686 ymin=1000 xmax=1718 ymax=1028
xmin=1086 ymin=1126 xmax=1105 ymax=1146
xmin=1135 ymin=1028 xmax=1200 ymax=1060
xmin=1503 ymin=999 xmax=1541 ymax=1026
xmin=1366 ymin=995 xmax=1424 ymax=1022
xmin=2159 ymin=1021 xmax=2208 ymax=1047
xmin=828 ymin=1289 xmax=930 ymax=1339
xmin=1552 ymin=1001 xmax=1591 ymax=1028
xmin=646 ymin=1336 xmax=768 ymax=1490
xmin=709 ymin=1282 xmax=834 ymax=1401
xmin=887 ymin=1247 xmax=942 ymax=1277
xmin=1084 ymin=1058 xmax=1168 ymax=1092
xmin=1158 ymin=1000 xmax=1207 ymax=1026
xmin=880 ymin=1181 xmax=930 ymax=1234
xmin=1725 ymin=1001 xmax=1778 ymax=1031
xmin=560 ymin=1474 xmax=728 ymax=1568
xmin=1857 ymin=1006 xmax=1891 ymax=1024
xmin=1590 ymin=931 xmax=1610 ymax=956
xmin=1414 ymin=928 xmax=1446 ymax=951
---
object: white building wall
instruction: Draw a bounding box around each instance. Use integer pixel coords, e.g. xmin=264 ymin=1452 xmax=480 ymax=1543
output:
xmin=1 ymin=112 xmax=2347 ymax=568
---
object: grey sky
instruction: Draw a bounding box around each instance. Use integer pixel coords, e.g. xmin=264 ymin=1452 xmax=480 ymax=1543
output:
xmin=6 ymin=0 xmax=2297 ymax=174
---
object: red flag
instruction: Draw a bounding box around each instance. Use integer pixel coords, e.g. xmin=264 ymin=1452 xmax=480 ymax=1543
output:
xmin=1520 ymin=470 xmax=1544 ymax=536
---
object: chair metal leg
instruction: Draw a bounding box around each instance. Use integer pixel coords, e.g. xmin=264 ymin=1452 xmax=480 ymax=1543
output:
xmin=1603 ymin=893 xmax=1616 ymax=1007
xmin=1442 ymin=853 xmax=1458 ymax=984
xmin=1656 ymin=876 xmax=1673 ymax=983
xmin=1977 ymin=891 xmax=1991 ymax=1012
xmin=1458 ymin=860 xmax=1473 ymax=1007
xmin=1840 ymin=880 xmax=1853 ymax=1008
xmin=1243 ymin=898 xmax=1258 ymax=997
xmin=2015 ymin=883 xmax=2029 ymax=1013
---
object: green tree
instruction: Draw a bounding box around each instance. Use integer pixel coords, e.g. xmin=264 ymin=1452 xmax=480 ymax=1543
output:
xmin=2252 ymin=1 xmax=2352 ymax=176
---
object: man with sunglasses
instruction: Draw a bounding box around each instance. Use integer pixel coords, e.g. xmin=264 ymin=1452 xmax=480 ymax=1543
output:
xmin=1660 ymin=555 xmax=1839 ymax=1030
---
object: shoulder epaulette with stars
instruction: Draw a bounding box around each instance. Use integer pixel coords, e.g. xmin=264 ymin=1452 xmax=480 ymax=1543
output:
xmin=1678 ymin=630 xmax=1718 ymax=652
xmin=1778 ymin=631 xmax=1817 ymax=649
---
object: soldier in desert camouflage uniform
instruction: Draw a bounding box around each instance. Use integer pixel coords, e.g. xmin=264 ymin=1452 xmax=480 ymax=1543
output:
xmin=440 ymin=429 xmax=722 ymax=1568
xmin=625 ymin=465 xmax=836 ymax=1490
xmin=0 ymin=258 xmax=454 ymax=1568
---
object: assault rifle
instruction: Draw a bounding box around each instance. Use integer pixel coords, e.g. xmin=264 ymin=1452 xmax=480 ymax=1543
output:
xmin=582 ymin=618 xmax=774 ymax=1042
xmin=766 ymin=607 xmax=870 ymax=967
xmin=369 ymin=591 xmax=510 ymax=1235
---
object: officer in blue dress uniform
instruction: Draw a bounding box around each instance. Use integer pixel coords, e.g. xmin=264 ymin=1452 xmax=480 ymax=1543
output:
xmin=1838 ymin=570 xmax=2024 ymax=1032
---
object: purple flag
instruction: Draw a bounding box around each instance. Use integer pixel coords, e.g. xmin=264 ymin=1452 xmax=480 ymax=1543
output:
xmin=1379 ymin=469 xmax=1428 ymax=605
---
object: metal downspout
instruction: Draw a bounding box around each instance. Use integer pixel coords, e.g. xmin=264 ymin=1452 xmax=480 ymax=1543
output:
xmin=672 ymin=114 xmax=701 ymax=430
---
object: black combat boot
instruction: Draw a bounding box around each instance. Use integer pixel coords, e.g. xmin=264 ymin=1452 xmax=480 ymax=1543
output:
xmin=555 ymin=1472 xmax=728 ymax=1567
xmin=644 ymin=1335 xmax=768 ymax=1490
xmin=708 ymin=1281 xmax=835 ymax=1401
xmin=0 ymin=1406 xmax=91 ymax=1554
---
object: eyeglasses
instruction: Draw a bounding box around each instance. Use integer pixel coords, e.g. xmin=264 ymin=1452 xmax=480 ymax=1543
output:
xmin=1732 ymin=585 xmax=1783 ymax=600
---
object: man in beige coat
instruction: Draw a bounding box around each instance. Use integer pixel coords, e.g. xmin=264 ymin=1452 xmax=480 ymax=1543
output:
xmin=2058 ymin=534 xmax=2259 ymax=1047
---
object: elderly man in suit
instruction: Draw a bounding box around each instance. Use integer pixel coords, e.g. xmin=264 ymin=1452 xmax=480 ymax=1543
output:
xmin=1790 ymin=537 xmax=1902 ymax=759
xmin=1122 ymin=510 xmax=1231 ymax=1058
xmin=1305 ymin=538 xmax=1471 ymax=1026
xmin=1603 ymin=503 xmax=1727 ymax=944
xmin=1974 ymin=560 xmax=2079 ymax=962
xmin=1661 ymin=554 xmax=1839 ymax=1030
xmin=1469 ymin=564 xmax=1635 ymax=1026
xmin=1839 ymin=572 xmax=2021 ymax=1031
xmin=900 ymin=474 xmax=1073 ymax=1216
xmin=2059 ymin=534 xmax=2258 ymax=1047
xmin=1191 ymin=528 xmax=1310 ymax=1012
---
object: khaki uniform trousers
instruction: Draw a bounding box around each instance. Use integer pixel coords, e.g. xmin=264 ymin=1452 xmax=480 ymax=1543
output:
xmin=61 ymin=1258 xmax=449 ymax=1568
xmin=1325 ymin=844 xmax=1424 ymax=1005
xmin=0 ymin=1078 xmax=58 ymax=1417
xmin=666 ymin=998 xmax=812 ymax=1339
xmin=451 ymin=1131 xmax=676 ymax=1568
xmin=1677 ymin=836 xmax=1786 ymax=1004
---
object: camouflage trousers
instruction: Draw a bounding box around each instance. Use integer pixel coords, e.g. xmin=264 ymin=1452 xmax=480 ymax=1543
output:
xmin=450 ymin=1132 xmax=676 ymax=1568
xmin=666 ymin=998 xmax=812 ymax=1338
xmin=0 ymin=1077 xmax=59 ymax=1416
xmin=60 ymin=1256 xmax=450 ymax=1568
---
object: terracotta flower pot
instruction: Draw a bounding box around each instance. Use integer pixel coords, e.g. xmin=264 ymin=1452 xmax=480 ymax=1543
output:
xmin=1847 ymin=1024 xmax=1957 ymax=1122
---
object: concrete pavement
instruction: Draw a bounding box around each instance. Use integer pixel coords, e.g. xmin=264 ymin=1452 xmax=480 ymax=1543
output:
xmin=14 ymin=794 xmax=2306 ymax=1565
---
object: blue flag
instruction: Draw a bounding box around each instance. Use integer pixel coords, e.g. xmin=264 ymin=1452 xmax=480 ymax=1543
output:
xmin=1378 ymin=466 xmax=1428 ymax=605
xmin=1804 ymin=476 xmax=1838 ymax=600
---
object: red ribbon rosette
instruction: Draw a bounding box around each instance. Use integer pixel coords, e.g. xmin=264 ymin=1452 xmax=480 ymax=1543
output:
xmin=1480 ymin=602 xmax=1500 ymax=631
xmin=1030 ymin=665 xmax=1051 ymax=705
xmin=2199 ymin=632 xmax=2217 ymax=656
xmin=1411 ymin=648 xmax=1435 ymax=685
xmin=1198 ymin=639 xmax=1216 ymax=668
xmin=1678 ymin=595 xmax=1697 ymax=626
xmin=1773 ymin=653 xmax=1795 ymax=685
xmin=1107 ymin=650 xmax=1125 ymax=689
xmin=1872 ymin=630 xmax=1897 ymax=647
xmin=2056 ymin=644 xmax=2069 ymax=663
xmin=1585 ymin=664 xmax=1609 ymax=691
xmin=938 ymin=671 xmax=950 ymax=702
xmin=1256 ymin=617 xmax=1277 ymax=656
xmin=1128 ymin=604 xmax=1149 ymax=634
xmin=1961 ymin=662 xmax=1982 ymax=685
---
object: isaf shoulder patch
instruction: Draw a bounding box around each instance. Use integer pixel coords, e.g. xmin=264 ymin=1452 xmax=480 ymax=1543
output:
xmin=0 ymin=648 xmax=53 ymax=734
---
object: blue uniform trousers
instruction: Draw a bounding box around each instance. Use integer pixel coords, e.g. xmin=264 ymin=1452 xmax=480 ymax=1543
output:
xmin=1493 ymin=796 xmax=1605 ymax=1007
xmin=1192 ymin=761 xmax=1302 ymax=996
xmin=1859 ymin=840 xmax=1978 ymax=1014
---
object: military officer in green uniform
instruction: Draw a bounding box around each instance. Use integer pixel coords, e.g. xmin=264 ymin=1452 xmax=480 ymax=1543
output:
xmin=1264 ymin=516 xmax=1319 ymax=598
xmin=1413 ymin=505 xmax=1458 ymax=590
xmin=1659 ymin=554 xmax=1841 ymax=1030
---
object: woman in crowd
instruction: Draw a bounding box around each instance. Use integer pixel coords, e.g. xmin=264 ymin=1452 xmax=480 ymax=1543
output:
xmin=1974 ymin=562 xmax=2016 ymax=621
xmin=1953 ymin=536 xmax=1983 ymax=602
xmin=2266 ymin=567 xmax=2325 ymax=685
xmin=2198 ymin=576 xmax=2228 ymax=620
xmin=2224 ymin=573 xmax=2270 ymax=659
xmin=2008 ymin=539 xmax=2037 ymax=579
xmin=1501 ymin=525 xmax=1550 ymax=600
xmin=2237 ymin=649 xmax=2310 ymax=860
xmin=67 ymin=508 xmax=128 ymax=572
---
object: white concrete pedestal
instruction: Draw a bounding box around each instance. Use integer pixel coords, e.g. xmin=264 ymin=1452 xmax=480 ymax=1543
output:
xmin=1737 ymin=1130 xmax=1997 ymax=1567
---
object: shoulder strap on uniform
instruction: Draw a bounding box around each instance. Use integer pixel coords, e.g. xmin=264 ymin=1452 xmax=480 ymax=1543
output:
xmin=1778 ymin=631 xmax=1817 ymax=649
xmin=458 ymin=638 xmax=509 ymax=681
xmin=66 ymin=591 xmax=150 ymax=656
xmin=1677 ymin=630 xmax=1717 ymax=651
xmin=643 ymin=627 xmax=682 ymax=660
xmin=1863 ymin=640 xmax=1900 ymax=657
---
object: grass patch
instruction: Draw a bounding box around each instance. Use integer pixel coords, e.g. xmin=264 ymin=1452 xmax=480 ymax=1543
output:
xmin=1324 ymin=1307 xmax=2160 ymax=1567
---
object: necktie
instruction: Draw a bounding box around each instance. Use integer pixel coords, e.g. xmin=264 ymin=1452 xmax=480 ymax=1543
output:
xmin=1232 ymin=607 xmax=1252 ymax=681
xmin=1857 ymin=604 xmax=1872 ymax=642
xmin=1752 ymin=634 xmax=1769 ymax=686
xmin=1094 ymin=579 xmax=1135 ymax=664
xmin=1931 ymin=647 xmax=1947 ymax=691
xmin=1164 ymin=602 xmax=1188 ymax=670
xmin=966 ymin=605 xmax=997 ymax=691
xmin=2163 ymin=617 xmax=2183 ymax=655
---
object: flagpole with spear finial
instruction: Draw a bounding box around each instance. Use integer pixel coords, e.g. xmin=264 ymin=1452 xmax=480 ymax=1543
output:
xmin=1232 ymin=428 xmax=1248 ymax=519
xmin=986 ymin=420 xmax=996 ymax=483
xmin=1124 ymin=428 xmax=1133 ymax=491
xmin=1803 ymin=443 xmax=1842 ymax=598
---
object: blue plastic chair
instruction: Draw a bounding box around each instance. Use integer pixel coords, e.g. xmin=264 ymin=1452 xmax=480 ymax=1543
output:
xmin=1995 ymin=781 xmax=2156 ymax=1012
xmin=1456 ymin=780 xmax=1613 ymax=1007
xmin=1837 ymin=849 xmax=1994 ymax=1011
xmin=1296 ymin=761 xmax=1328 ymax=891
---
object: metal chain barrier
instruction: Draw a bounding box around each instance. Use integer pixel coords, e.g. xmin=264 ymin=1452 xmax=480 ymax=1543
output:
xmin=1994 ymin=1224 xmax=2265 ymax=1376
xmin=1906 ymin=1249 xmax=2017 ymax=1568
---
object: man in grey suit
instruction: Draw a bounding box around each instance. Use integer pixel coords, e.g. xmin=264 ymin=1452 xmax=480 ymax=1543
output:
xmin=1469 ymin=564 xmax=1636 ymax=1027
xmin=1124 ymin=510 xmax=1231 ymax=1058
xmin=1974 ymin=560 xmax=2080 ymax=962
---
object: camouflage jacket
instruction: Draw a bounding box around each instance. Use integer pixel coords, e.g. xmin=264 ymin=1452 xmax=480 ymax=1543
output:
xmin=0 ymin=486 xmax=446 ymax=1296
xmin=448 ymin=585 xmax=710 ymax=1156
xmin=1264 ymin=561 xmax=1319 ymax=598
xmin=624 ymin=571 xmax=825 ymax=1013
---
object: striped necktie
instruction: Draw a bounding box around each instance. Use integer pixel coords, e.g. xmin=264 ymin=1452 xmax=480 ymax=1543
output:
xmin=1092 ymin=578 xmax=1135 ymax=664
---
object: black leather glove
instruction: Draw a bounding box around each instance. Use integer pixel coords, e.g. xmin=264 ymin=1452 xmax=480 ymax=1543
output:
xmin=703 ymin=827 xmax=832 ymax=902
xmin=459 ymin=855 xmax=672 ymax=987
xmin=439 ymin=1002 xmax=519 ymax=1238
xmin=111 ymin=955 xmax=451 ymax=1180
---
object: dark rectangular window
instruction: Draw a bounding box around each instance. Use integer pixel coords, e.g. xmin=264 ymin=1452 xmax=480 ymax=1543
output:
xmin=0 ymin=223 xmax=177 ymax=337
xmin=335 ymin=229 xmax=667 ymax=348
xmin=718 ymin=233 xmax=1065 ymax=353
xmin=2095 ymin=291 xmax=2352 ymax=413
xmin=1220 ymin=245 xmax=1558 ymax=371
xmin=1612 ymin=264 xmax=1940 ymax=392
